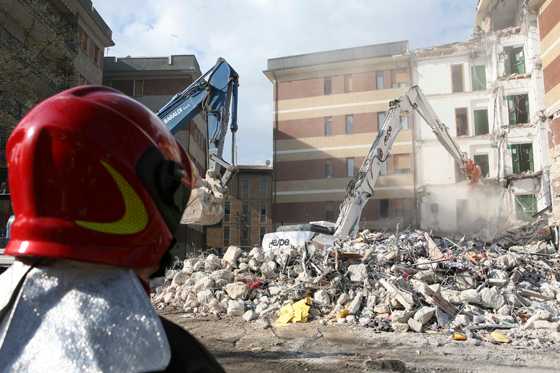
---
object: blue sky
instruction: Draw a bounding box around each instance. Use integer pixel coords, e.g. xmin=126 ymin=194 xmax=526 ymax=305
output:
xmin=94 ymin=0 xmax=477 ymax=165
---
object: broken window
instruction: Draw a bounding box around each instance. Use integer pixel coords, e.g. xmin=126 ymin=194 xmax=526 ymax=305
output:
xmin=471 ymin=65 xmax=486 ymax=91
xmin=377 ymin=111 xmax=386 ymax=131
xmin=223 ymin=226 xmax=230 ymax=245
xmin=510 ymin=143 xmax=534 ymax=174
xmin=455 ymin=108 xmax=468 ymax=136
xmin=473 ymin=154 xmax=490 ymax=178
xmin=451 ymin=64 xmax=464 ymax=93
xmin=345 ymin=115 xmax=353 ymax=134
xmin=474 ymin=109 xmax=489 ymax=135
xmin=346 ymin=158 xmax=355 ymax=177
xmin=379 ymin=199 xmax=389 ymax=218
xmin=324 ymin=116 xmax=333 ymax=136
xmin=400 ymin=115 xmax=409 ymax=130
xmin=324 ymin=77 xmax=332 ymax=95
xmin=376 ymin=71 xmax=385 ymax=89
xmin=344 ymin=74 xmax=352 ymax=93
xmin=324 ymin=160 xmax=333 ymax=178
xmin=515 ymin=194 xmax=537 ymax=221
xmin=260 ymin=203 xmax=267 ymax=223
xmin=504 ymin=46 xmax=526 ymax=75
xmin=224 ymin=200 xmax=230 ymax=222
xmin=507 ymin=94 xmax=529 ymax=125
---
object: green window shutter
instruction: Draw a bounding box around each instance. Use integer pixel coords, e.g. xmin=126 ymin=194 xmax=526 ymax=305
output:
xmin=471 ymin=65 xmax=486 ymax=91
xmin=507 ymin=96 xmax=516 ymax=125
xmin=511 ymin=144 xmax=520 ymax=174
xmin=513 ymin=47 xmax=526 ymax=74
xmin=474 ymin=109 xmax=489 ymax=135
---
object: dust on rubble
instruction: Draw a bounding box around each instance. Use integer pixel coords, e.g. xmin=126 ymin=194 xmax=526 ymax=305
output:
xmin=152 ymin=227 xmax=560 ymax=351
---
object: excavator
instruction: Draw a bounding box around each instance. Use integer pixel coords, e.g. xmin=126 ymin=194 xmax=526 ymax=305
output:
xmin=0 ymin=58 xmax=239 ymax=271
xmin=262 ymin=85 xmax=481 ymax=251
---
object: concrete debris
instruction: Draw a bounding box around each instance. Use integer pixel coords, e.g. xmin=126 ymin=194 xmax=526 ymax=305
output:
xmin=152 ymin=228 xmax=560 ymax=345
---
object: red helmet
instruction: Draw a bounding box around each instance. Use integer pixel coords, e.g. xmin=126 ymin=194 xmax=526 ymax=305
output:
xmin=5 ymin=86 xmax=195 ymax=268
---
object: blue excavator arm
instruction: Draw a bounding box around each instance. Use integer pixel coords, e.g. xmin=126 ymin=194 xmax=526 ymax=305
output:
xmin=157 ymin=57 xmax=239 ymax=185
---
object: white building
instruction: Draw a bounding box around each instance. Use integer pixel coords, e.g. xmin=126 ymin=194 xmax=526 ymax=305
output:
xmin=413 ymin=0 xmax=549 ymax=237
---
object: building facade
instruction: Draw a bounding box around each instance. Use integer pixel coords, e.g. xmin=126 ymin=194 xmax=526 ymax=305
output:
xmin=103 ymin=55 xmax=207 ymax=252
xmin=63 ymin=0 xmax=114 ymax=84
xmin=0 ymin=0 xmax=115 ymax=240
xmin=264 ymin=42 xmax=416 ymax=231
xmin=414 ymin=0 xmax=549 ymax=237
xmin=530 ymin=0 xmax=560 ymax=224
xmin=206 ymin=165 xmax=273 ymax=249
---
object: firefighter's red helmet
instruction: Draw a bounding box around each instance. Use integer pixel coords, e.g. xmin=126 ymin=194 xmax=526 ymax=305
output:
xmin=5 ymin=86 xmax=194 ymax=268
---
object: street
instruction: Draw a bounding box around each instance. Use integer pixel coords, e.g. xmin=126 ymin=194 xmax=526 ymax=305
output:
xmin=165 ymin=314 xmax=560 ymax=373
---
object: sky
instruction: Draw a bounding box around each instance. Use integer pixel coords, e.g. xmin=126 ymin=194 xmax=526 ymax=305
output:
xmin=94 ymin=0 xmax=477 ymax=165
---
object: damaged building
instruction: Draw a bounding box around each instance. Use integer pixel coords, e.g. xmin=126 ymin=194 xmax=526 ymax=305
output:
xmin=264 ymin=42 xmax=416 ymax=232
xmin=415 ymin=0 xmax=550 ymax=237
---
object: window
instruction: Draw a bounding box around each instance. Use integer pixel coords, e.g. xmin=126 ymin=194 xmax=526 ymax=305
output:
xmin=474 ymin=109 xmax=489 ymax=135
xmin=515 ymin=194 xmax=537 ymax=221
xmin=324 ymin=77 xmax=332 ymax=95
xmin=241 ymin=177 xmax=249 ymax=198
xmin=260 ymin=203 xmax=267 ymax=223
xmin=504 ymin=46 xmax=526 ymax=75
xmin=344 ymin=74 xmax=352 ymax=93
xmin=260 ymin=226 xmax=267 ymax=243
xmin=451 ymin=64 xmax=464 ymax=93
xmin=471 ymin=65 xmax=486 ymax=91
xmin=507 ymin=94 xmax=529 ymax=125
xmin=224 ymin=201 xmax=231 ymax=222
xmin=346 ymin=158 xmax=355 ymax=177
xmin=79 ymin=28 xmax=88 ymax=52
xmin=242 ymin=201 xmax=250 ymax=225
xmin=473 ymin=154 xmax=490 ymax=178
xmin=224 ymin=226 xmax=230 ymax=245
xmin=380 ymin=199 xmax=389 ymax=218
xmin=345 ymin=115 xmax=353 ymax=134
xmin=400 ymin=115 xmax=409 ymax=130
xmin=240 ymin=226 xmax=249 ymax=246
xmin=510 ymin=143 xmax=534 ymax=174
xmin=324 ymin=116 xmax=333 ymax=136
xmin=134 ymin=80 xmax=144 ymax=97
xmin=377 ymin=111 xmax=386 ymax=131
xmin=93 ymin=45 xmax=101 ymax=66
xmin=392 ymin=154 xmax=411 ymax=174
xmin=376 ymin=72 xmax=385 ymax=89
xmin=259 ymin=176 xmax=268 ymax=193
xmin=455 ymin=108 xmax=468 ymax=136
xmin=324 ymin=160 xmax=333 ymax=178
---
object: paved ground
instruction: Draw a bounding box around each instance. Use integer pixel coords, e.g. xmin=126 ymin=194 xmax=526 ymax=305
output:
xmin=165 ymin=314 xmax=560 ymax=372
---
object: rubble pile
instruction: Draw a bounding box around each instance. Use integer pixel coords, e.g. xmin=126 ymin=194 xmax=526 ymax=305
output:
xmin=152 ymin=229 xmax=560 ymax=347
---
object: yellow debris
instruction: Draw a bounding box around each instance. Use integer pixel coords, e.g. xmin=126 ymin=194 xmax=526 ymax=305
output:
xmin=337 ymin=309 xmax=349 ymax=320
xmin=275 ymin=297 xmax=312 ymax=326
xmin=452 ymin=332 xmax=467 ymax=341
xmin=490 ymin=330 xmax=510 ymax=343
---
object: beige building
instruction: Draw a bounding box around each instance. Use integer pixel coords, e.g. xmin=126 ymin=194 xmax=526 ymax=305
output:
xmin=103 ymin=55 xmax=207 ymax=251
xmin=207 ymin=165 xmax=273 ymax=249
xmin=264 ymin=42 xmax=416 ymax=231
